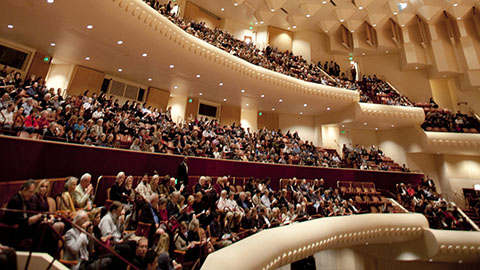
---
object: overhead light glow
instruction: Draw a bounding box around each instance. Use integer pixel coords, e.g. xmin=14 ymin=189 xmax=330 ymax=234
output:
xmin=199 ymin=92 xmax=203 ymax=96
xmin=234 ymin=2 xmax=238 ymax=6
xmin=196 ymin=74 xmax=201 ymax=78
xmin=241 ymin=89 xmax=245 ymax=93
xmin=174 ymin=86 xmax=178 ymax=89
xmin=169 ymin=64 xmax=174 ymax=68
xmin=221 ymin=8 xmax=225 ymax=11
xmin=117 ymin=40 xmax=123 ymax=45
xmin=300 ymin=112 xmax=303 ymax=115
xmin=358 ymin=6 xmax=363 ymax=10
xmin=142 ymin=53 xmax=148 ymax=57
xmin=261 ymin=94 xmax=265 ymax=98
xmin=223 ymin=98 xmax=227 ymax=102
xmin=246 ymin=104 xmax=249 ymax=106
xmin=364 ymin=122 xmax=368 ymax=125
xmin=304 ymin=104 xmax=307 ymax=107
xmin=7 ymin=24 xmax=13 ymax=29
xmin=292 ymin=25 xmax=297 ymax=29
xmin=50 ymin=42 xmax=56 ymax=47
xmin=271 ymin=9 xmax=275 ymax=12
xmin=219 ymin=82 xmax=223 ymax=86
xmin=148 ymin=78 xmax=152 ymax=81
xmin=47 ymin=0 xmax=54 ymax=3
xmin=85 ymin=56 xmax=90 ymax=61
xmin=397 ymin=2 xmax=408 ymax=11
xmin=453 ymin=3 xmax=458 ymax=7
xmin=86 ymin=24 xmax=93 ymax=29
xmin=327 ymin=107 xmax=331 ymax=111
xmin=306 ymin=14 xmax=311 ymax=18
xmin=118 ymin=68 xmax=123 ymax=72
xmin=279 ymin=98 xmax=283 ymax=102
xmin=272 ymin=108 xmax=275 ymax=111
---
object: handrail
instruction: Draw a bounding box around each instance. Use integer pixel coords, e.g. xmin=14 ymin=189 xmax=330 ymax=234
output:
xmin=388 ymin=198 xmax=409 ymax=213
xmin=0 ymin=208 xmax=141 ymax=270
xmin=449 ymin=202 xmax=480 ymax=232
xmin=381 ymin=76 xmax=414 ymax=106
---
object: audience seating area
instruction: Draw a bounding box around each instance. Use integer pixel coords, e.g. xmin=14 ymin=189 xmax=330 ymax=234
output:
xmin=416 ymin=102 xmax=480 ymax=133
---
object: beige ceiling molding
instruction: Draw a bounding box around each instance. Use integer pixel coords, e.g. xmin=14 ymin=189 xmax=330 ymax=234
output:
xmin=120 ymin=0 xmax=359 ymax=103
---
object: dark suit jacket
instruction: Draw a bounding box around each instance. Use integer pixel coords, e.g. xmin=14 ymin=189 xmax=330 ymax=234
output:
xmin=177 ymin=161 xmax=188 ymax=187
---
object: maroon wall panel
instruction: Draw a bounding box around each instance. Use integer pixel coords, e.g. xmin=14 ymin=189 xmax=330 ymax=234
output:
xmin=0 ymin=136 xmax=423 ymax=195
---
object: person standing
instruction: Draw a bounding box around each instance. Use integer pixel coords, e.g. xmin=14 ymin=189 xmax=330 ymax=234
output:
xmin=177 ymin=157 xmax=189 ymax=191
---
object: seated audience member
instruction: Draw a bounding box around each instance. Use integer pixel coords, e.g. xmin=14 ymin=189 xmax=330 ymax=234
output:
xmin=58 ymin=177 xmax=78 ymax=212
xmin=174 ymin=221 xmax=200 ymax=262
xmin=132 ymin=237 xmax=148 ymax=269
xmin=157 ymin=251 xmax=182 ymax=270
xmin=236 ymin=191 xmax=252 ymax=210
xmin=4 ymin=180 xmax=43 ymax=247
xmin=29 ymin=179 xmax=65 ymax=234
xmin=64 ymin=210 xmax=92 ymax=270
xmin=73 ymin=173 xmax=94 ymax=210
xmin=209 ymin=213 xmax=232 ymax=249
xmin=110 ymin=171 xmax=127 ymax=202
xmin=124 ymin=175 xmax=136 ymax=202
xmin=136 ymin=174 xmax=153 ymax=201
xmin=0 ymin=244 xmax=17 ymax=270
xmin=99 ymin=201 xmax=125 ymax=245
xmin=150 ymin=174 xmax=162 ymax=195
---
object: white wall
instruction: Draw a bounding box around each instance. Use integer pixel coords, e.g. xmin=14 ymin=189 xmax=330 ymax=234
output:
xmin=240 ymin=109 xmax=258 ymax=132
xmin=167 ymin=95 xmax=187 ymax=123
xmin=321 ymin=125 xmax=340 ymax=151
xmin=279 ymin=114 xmax=315 ymax=144
xmin=45 ymin=64 xmax=75 ymax=94
xmin=223 ymin=18 xmax=255 ymax=44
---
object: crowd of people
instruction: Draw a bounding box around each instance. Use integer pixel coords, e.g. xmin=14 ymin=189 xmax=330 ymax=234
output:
xmin=1 ymin=65 xmax=409 ymax=171
xmin=144 ymin=1 xmax=413 ymax=107
xmin=419 ymin=100 xmax=480 ymax=133
xmin=397 ymin=177 xmax=472 ymax=230
xmin=1 ymin=171 xmax=392 ymax=270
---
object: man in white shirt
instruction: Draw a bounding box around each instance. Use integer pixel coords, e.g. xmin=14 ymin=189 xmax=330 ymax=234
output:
xmin=99 ymin=201 xmax=125 ymax=244
xmin=64 ymin=210 xmax=91 ymax=270
xmin=73 ymin=173 xmax=94 ymax=210
xmin=136 ymin=174 xmax=153 ymax=201
xmin=261 ymin=190 xmax=272 ymax=209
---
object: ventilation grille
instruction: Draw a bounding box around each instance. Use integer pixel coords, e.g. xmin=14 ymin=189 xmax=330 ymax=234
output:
xmin=110 ymin=80 xmax=125 ymax=96
xmin=108 ymin=79 xmax=142 ymax=101
xmin=124 ymin=84 xmax=138 ymax=99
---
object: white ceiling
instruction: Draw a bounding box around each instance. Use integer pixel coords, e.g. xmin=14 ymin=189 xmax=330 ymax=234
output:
xmin=191 ymin=0 xmax=480 ymax=32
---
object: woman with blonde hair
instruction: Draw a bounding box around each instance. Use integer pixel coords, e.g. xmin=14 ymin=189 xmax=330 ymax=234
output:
xmin=57 ymin=177 xmax=77 ymax=212
xmin=30 ymin=179 xmax=55 ymax=213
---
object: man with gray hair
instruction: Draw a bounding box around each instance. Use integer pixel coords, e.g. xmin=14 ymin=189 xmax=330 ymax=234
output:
xmin=64 ymin=210 xmax=91 ymax=270
xmin=73 ymin=173 xmax=94 ymax=210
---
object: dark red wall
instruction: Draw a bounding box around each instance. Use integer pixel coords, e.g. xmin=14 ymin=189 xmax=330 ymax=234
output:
xmin=0 ymin=136 xmax=422 ymax=193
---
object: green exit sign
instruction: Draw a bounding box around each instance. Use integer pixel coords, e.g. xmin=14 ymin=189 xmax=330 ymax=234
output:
xmin=43 ymin=56 xmax=50 ymax=62
xmin=341 ymin=130 xmax=346 ymax=134
xmin=188 ymin=98 xmax=193 ymax=103
xmin=258 ymin=112 xmax=263 ymax=116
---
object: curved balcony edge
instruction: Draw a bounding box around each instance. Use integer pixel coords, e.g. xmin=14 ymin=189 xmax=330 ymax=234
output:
xmin=200 ymin=213 xmax=480 ymax=270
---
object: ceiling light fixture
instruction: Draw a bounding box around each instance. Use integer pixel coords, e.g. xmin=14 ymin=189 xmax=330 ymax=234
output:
xmin=279 ymin=98 xmax=283 ymax=102
xmin=118 ymin=68 xmax=123 ymax=72
xmin=340 ymin=19 xmax=345 ymax=22
xmin=169 ymin=64 xmax=174 ymax=68
xmin=375 ymin=128 xmax=378 ymax=130
xmin=292 ymin=25 xmax=297 ymax=29
xmin=219 ymin=82 xmax=224 ymax=86
xmin=287 ymin=27 xmax=291 ymax=30
xmin=260 ymin=21 xmax=264 ymax=24
xmin=327 ymin=107 xmax=331 ymax=111
xmin=364 ymin=122 xmax=368 ymax=125
xmin=85 ymin=56 xmax=90 ymax=61
xmin=142 ymin=53 xmax=148 ymax=57
xmin=453 ymin=3 xmax=458 ymax=7
xmin=148 ymin=78 xmax=152 ymax=81
xmin=393 ymin=11 xmax=398 ymax=15
xmin=362 ymin=52 xmax=366 ymax=56
xmin=86 ymin=24 xmax=93 ymax=29
xmin=372 ymin=24 xmax=377 ymax=27
xmin=234 ymin=2 xmax=238 ymax=6
xmin=246 ymin=104 xmax=249 ymax=106
xmin=241 ymin=89 xmax=245 ymax=93
xmin=50 ymin=42 xmax=56 ymax=47
xmin=391 ymin=124 xmax=395 ymax=128
xmin=261 ymin=94 xmax=265 ymax=98
xmin=322 ymin=1 xmax=327 ymax=4
xmin=272 ymin=108 xmax=275 ymax=111
xmin=174 ymin=86 xmax=178 ymax=89
xmin=199 ymin=92 xmax=203 ymax=96
xmin=300 ymin=112 xmax=303 ymax=115
xmin=7 ymin=24 xmax=14 ymax=29
xmin=47 ymin=0 xmax=54 ymax=3
xmin=359 ymin=6 xmax=363 ymax=10
xmin=271 ymin=9 xmax=275 ymax=12
xmin=117 ymin=40 xmax=123 ymax=45
xmin=304 ymin=104 xmax=307 ymax=107
xmin=196 ymin=74 xmax=201 ymax=78
xmin=306 ymin=14 xmax=311 ymax=18
xmin=415 ymin=66 xmax=419 ymax=69
xmin=221 ymin=8 xmax=225 ymax=11
xmin=223 ymin=98 xmax=227 ymax=102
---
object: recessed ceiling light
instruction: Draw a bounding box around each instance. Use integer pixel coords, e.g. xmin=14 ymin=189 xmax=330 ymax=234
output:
xmin=85 ymin=56 xmax=90 ymax=61
xmin=457 ymin=17 xmax=461 ymax=20
xmin=287 ymin=27 xmax=291 ymax=30
xmin=322 ymin=1 xmax=327 ymax=4
xmin=429 ymin=259 xmax=433 ymax=262
xmin=458 ymin=260 xmax=463 ymax=264
xmin=86 ymin=24 xmax=93 ymax=30
xmin=364 ymin=122 xmax=368 ymax=125
xmin=234 ymin=2 xmax=238 ymax=6
xmin=272 ymin=108 xmax=275 ymax=111
xmin=117 ymin=40 xmax=123 ymax=45
xmin=391 ymin=124 xmax=395 ymax=128
xmin=300 ymin=112 xmax=303 ymax=115
xmin=47 ymin=0 xmax=54 ymax=3
xmin=196 ymin=74 xmax=201 ymax=78
xmin=306 ymin=14 xmax=311 ymax=18
xmin=292 ymin=25 xmax=297 ymax=29
xmin=415 ymin=66 xmax=419 ymax=69
xmin=261 ymin=94 xmax=265 ymax=98
xmin=50 ymin=42 xmax=56 ymax=47
xmin=341 ymin=125 xmax=345 ymax=128
xmin=453 ymin=3 xmax=458 ymax=7
xmin=271 ymin=9 xmax=275 ymax=12
xmin=169 ymin=64 xmax=174 ymax=68
xmin=372 ymin=24 xmax=377 ymax=27
xmin=148 ymin=78 xmax=152 ymax=81
xmin=401 ymin=24 xmax=405 ymax=27
xmin=241 ymin=89 xmax=245 ymax=93
xmin=362 ymin=52 xmax=366 ymax=56
xmin=385 ymin=50 xmax=389 ymax=54
xmin=118 ymin=68 xmax=123 ymax=72
xmin=246 ymin=104 xmax=249 ymax=106
xmin=174 ymin=86 xmax=178 ymax=89
xmin=279 ymin=98 xmax=283 ymax=102
xmin=304 ymin=104 xmax=307 ymax=107
xmin=255 ymin=22 xmax=258 ymax=25
xmin=219 ymin=82 xmax=223 ymax=86
xmin=393 ymin=12 xmax=398 ymax=15
xmin=327 ymin=107 xmax=331 ymax=111
xmin=325 ymin=30 xmax=328 ymax=33
xmin=351 ymin=30 xmax=355 ymax=33
xmin=199 ymin=92 xmax=203 ymax=96
xmin=7 ymin=24 xmax=13 ymax=29
xmin=358 ymin=6 xmax=363 ymax=10
xmin=221 ymin=8 xmax=225 ymax=11
xmin=340 ymin=19 xmax=345 ymax=22
xmin=223 ymin=98 xmax=227 ymax=102
xmin=142 ymin=53 xmax=148 ymax=57
xmin=260 ymin=21 xmax=264 ymax=24
xmin=375 ymin=127 xmax=378 ymax=130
